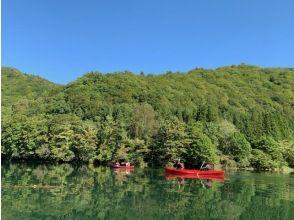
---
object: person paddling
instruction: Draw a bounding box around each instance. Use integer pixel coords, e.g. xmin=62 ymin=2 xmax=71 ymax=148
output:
xmin=115 ymin=161 xmax=120 ymax=167
xmin=202 ymin=163 xmax=213 ymax=170
xmin=176 ymin=160 xmax=185 ymax=170
xmin=179 ymin=161 xmax=184 ymax=169
xmin=126 ymin=161 xmax=131 ymax=167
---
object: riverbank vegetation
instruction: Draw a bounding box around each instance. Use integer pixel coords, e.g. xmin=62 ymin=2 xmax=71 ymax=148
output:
xmin=2 ymin=65 xmax=294 ymax=170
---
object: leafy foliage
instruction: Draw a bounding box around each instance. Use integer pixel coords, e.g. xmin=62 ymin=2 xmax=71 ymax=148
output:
xmin=2 ymin=65 xmax=294 ymax=169
xmin=153 ymin=118 xmax=190 ymax=165
xmin=186 ymin=123 xmax=219 ymax=165
xmin=227 ymin=132 xmax=251 ymax=167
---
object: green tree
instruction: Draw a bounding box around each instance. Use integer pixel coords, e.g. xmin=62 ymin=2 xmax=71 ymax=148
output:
xmin=228 ymin=132 xmax=251 ymax=167
xmin=280 ymin=141 xmax=294 ymax=168
xmin=130 ymin=103 xmax=157 ymax=139
xmin=250 ymin=149 xmax=278 ymax=170
xmin=2 ymin=115 xmax=48 ymax=160
xmin=71 ymin=121 xmax=97 ymax=162
xmin=153 ymin=119 xmax=190 ymax=165
xmin=127 ymin=138 xmax=149 ymax=166
xmin=253 ymin=136 xmax=283 ymax=161
xmin=46 ymin=93 xmax=71 ymax=114
xmin=217 ymin=120 xmax=238 ymax=154
xmin=48 ymin=115 xmax=76 ymax=162
xmin=186 ymin=123 xmax=219 ymax=165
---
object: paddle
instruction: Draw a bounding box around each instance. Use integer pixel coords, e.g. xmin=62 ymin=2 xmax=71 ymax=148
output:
xmin=200 ymin=161 xmax=206 ymax=170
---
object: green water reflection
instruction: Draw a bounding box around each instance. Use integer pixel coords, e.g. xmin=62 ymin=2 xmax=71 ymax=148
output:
xmin=1 ymin=163 xmax=294 ymax=220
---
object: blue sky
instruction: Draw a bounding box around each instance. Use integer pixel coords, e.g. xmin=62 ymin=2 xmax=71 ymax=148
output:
xmin=2 ymin=0 xmax=294 ymax=84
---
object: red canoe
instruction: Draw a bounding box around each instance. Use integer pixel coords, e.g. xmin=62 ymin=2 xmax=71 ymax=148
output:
xmin=112 ymin=165 xmax=135 ymax=169
xmin=165 ymin=167 xmax=224 ymax=177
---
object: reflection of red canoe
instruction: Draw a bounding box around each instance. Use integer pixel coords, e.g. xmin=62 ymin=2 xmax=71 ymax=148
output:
xmin=165 ymin=173 xmax=224 ymax=181
xmin=165 ymin=167 xmax=224 ymax=180
xmin=112 ymin=165 xmax=135 ymax=169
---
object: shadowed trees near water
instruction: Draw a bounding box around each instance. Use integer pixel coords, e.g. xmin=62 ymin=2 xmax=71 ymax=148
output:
xmin=1 ymin=65 xmax=294 ymax=169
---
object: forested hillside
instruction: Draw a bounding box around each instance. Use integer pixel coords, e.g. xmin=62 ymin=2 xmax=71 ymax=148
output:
xmin=2 ymin=65 xmax=294 ymax=170
xmin=2 ymin=67 xmax=62 ymax=119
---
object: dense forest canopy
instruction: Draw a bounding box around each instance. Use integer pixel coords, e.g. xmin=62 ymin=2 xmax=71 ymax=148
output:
xmin=1 ymin=65 xmax=294 ymax=169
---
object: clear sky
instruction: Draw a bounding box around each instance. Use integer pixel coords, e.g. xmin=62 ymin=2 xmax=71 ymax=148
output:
xmin=2 ymin=0 xmax=294 ymax=84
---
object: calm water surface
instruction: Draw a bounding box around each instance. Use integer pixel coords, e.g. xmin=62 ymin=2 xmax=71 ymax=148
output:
xmin=1 ymin=163 xmax=294 ymax=220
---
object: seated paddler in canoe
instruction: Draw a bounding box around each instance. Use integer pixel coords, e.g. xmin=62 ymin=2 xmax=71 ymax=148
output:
xmin=112 ymin=160 xmax=134 ymax=169
xmin=173 ymin=160 xmax=214 ymax=171
xmin=175 ymin=160 xmax=185 ymax=170
xmin=166 ymin=160 xmax=224 ymax=175
xmin=200 ymin=162 xmax=214 ymax=171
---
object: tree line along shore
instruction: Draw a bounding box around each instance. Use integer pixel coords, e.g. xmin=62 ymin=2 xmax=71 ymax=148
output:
xmin=2 ymin=65 xmax=294 ymax=170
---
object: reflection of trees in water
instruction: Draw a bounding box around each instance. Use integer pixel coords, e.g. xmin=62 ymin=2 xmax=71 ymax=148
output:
xmin=1 ymin=163 xmax=293 ymax=220
xmin=1 ymin=163 xmax=152 ymax=219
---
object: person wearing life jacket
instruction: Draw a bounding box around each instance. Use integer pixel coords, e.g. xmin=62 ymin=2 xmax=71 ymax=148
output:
xmin=203 ymin=163 xmax=213 ymax=170
xmin=126 ymin=161 xmax=131 ymax=167
xmin=176 ymin=160 xmax=184 ymax=170
xmin=179 ymin=161 xmax=185 ymax=169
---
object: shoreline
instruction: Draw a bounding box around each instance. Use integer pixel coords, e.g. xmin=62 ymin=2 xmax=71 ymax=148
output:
xmin=2 ymin=158 xmax=293 ymax=173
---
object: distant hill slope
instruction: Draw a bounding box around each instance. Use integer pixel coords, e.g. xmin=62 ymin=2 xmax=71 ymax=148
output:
xmin=64 ymin=65 xmax=294 ymax=137
xmin=1 ymin=67 xmax=62 ymax=117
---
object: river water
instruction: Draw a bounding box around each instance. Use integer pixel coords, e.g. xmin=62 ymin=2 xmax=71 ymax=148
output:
xmin=1 ymin=163 xmax=293 ymax=220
